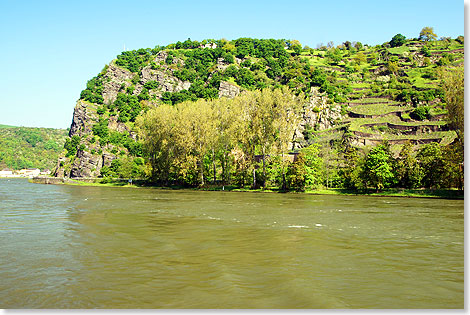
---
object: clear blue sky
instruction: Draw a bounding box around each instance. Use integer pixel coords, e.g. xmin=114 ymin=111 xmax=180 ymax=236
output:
xmin=0 ymin=0 xmax=464 ymax=129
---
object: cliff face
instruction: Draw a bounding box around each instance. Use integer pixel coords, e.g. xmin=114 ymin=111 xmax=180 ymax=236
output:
xmin=54 ymin=57 xmax=259 ymax=178
xmin=54 ymin=43 xmax=349 ymax=179
xmin=55 ymin=66 xmax=335 ymax=179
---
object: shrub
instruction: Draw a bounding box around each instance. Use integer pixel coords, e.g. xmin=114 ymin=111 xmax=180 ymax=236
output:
xmin=143 ymin=80 xmax=160 ymax=90
xmin=390 ymin=34 xmax=406 ymax=47
xmin=420 ymin=45 xmax=431 ymax=57
xmin=92 ymin=118 xmax=109 ymax=139
xmin=411 ymin=106 xmax=430 ymax=120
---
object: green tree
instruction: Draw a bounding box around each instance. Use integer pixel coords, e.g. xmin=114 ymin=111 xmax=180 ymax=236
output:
xmin=302 ymin=144 xmax=324 ymax=189
xmin=395 ymin=141 xmax=422 ymax=188
xmin=364 ymin=144 xmax=396 ymax=191
xmin=286 ymin=153 xmax=307 ymax=191
xmin=386 ymin=61 xmax=399 ymax=75
xmin=439 ymin=66 xmax=464 ymax=146
xmin=64 ymin=135 xmax=81 ymax=157
xmin=419 ymin=27 xmax=437 ymax=42
xmin=136 ymin=104 xmax=178 ymax=183
xmin=340 ymin=147 xmax=366 ymax=190
xmin=417 ymin=143 xmax=445 ymax=189
xmin=354 ymin=52 xmax=367 ymax=65
xmin=442 ymin=141 xmax=464 ymax=190
xmin=389 ymin=34 xmax=406 ymax=47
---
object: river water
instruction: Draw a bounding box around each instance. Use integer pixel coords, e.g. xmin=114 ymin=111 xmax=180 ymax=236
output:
xmin=0 ymin=178 xmax=463 ymax=308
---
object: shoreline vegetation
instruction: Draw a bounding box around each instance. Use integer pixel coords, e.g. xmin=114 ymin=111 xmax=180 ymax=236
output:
xmin=29 ymin=177 xmax=464 ymax=199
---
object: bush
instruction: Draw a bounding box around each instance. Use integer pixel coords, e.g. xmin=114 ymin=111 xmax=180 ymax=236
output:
xmin=64 ymin=135 xmax=81 ymax=157
xmin=113 ymin=93 xmax=141 ymax=122
xmin=116 ymin=50 xmax=151 ymax=73
xmin=411 ymin=106 xmax=430 ymax=120
xmin=92 ymin=118 xmax=109 ymax=139
xmin=80 ymin=76 xmax=104 ymax=104
xmin=420 ymin=45 xmax=431 ymax=57
xmin=390 ymin=34 xmax=406 ymax=47
xmin=143 ymin=80 xmax=160 ymax=90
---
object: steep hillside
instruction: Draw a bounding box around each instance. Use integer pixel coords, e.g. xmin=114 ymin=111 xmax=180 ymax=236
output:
xmin=0 ymin=126 xmax=68 ymax=170
xmin=53 ymin=35 xmax=464 ymax=189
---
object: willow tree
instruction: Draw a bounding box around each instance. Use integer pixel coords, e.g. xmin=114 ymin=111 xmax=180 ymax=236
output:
xmin=173 ymin=99 xmax=217 ymax=186
xmin=248 ymin=89 xmax=278 ymax=188
xmin=271 ymin=87 xmax=304 ymax=190
xmin=232 ymin=87 xmax=304 ymax=189
xmin=136 ymin=104 xmax=177 ymax=183
xmin=439 ymin=66 xmax=464 ymax=147
xmin=211 ymin=97 xmax=244 ymax=184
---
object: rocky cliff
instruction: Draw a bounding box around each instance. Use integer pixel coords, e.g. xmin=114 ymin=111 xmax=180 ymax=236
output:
xmin=54 ymin=55 xmax=336 ymax=179
xmin=54 ymin=37 xmax=458 ymax=178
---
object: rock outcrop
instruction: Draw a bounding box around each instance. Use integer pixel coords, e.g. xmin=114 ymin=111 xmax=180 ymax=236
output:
xmin=57 ymin=55 xmax=340 ymax=178
xmin=68 ymin=100 xmax=98 ymax=137
xmin=70 ymin=150 xmax=103 ymax=178
xmin=218 ymin=81 xmax=240 ymax=98
xmin=292 ymin=87 xmax=344 ymax=149
xmin=102 ymin=64 xmax=134 ymax=104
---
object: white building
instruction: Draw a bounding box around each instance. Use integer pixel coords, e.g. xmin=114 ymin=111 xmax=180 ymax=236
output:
xmin=18 ymin=168 xmax=41 ymax=177
xmin=0 ymin=169 xmax=13 ymax=176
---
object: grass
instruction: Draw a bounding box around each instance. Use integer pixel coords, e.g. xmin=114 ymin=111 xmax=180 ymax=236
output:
xmin=305 ymin=188 xmax=463 ymax=199
xmin=306 ymin=56 xmax=328 ymax=67
xmin=405 ymin=67 xmax=439 ymax=89
xmin=349 ymin=116 xmax=400 ymax=130
xmin=349 ymin=103 xmax=410 ymax=116
xmin=0 ymin=124 xmax=19 ymax=129
xmin=378 ymin=130 xmax=456 ymax=141
xmin=349 ymin=82 xmax=371 ymax=88
xmin=387 ymin=46 xmax=410 ymax=55
xmin=348 ymin=98 xmax=399 ymax=104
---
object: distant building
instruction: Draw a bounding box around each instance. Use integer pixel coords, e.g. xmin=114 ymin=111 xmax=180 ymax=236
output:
xmin=0 ymin=169 xmax=13 ymax=176
xmin=200 ymin=42 xmax=217 ymax=49
xmin=18 ymin=168 xmax=40 ymax=177
xmin=40 ymin=169 xmax=51 ymax=176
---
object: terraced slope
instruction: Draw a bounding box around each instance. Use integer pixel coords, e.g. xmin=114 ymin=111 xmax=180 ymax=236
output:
xmin=298 ymin=38 xmax=463 ymax=152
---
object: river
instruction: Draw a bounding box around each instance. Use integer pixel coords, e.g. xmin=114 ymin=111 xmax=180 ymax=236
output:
xmin=0 ymin=178 xmax=463 ymax=308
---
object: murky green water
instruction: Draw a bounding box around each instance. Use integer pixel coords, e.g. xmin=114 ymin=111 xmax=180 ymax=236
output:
xmin=0 ymin=178 xmax=463 ymax=308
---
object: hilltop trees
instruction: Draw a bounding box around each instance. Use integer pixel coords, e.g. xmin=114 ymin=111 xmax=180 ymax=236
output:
xmin=390 ymin=34 xmax=406 ymax=47
xmin=419 ymin=27 xmax=437 ymax=42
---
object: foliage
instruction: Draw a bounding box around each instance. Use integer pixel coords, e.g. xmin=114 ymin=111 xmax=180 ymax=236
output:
xmin=286 ymin=153 xmax=307 ymax=191
xmin=439 ymin=66 xmax=464 ymax=145
xmin=115 ymin=49 xmax=152 ymax=73
xmin=416 ymin=143 xmax=444 ymax=188
xmin=112 ymin=93 xmax=142 ymax=122
xmin=301 ymin=144 xmax=324 ymax=189
xmin=390 ymin=34 xmax=406 ymax=47
xmin=92 ymin=118 xmax=109 ymax=139
xmin=420 ymin=45 xmax=431 ymax=57
xmin=410 ymin=106 xmax=430 ymax=120
xmin=137 ymin=87 xmax=303 ymax=187
xmin=100 ymin=156 xmax=145 ymax=179
xmin=61 ymin=35 xmax=464 ymax=190
xmin=395 ymin=141 xmax=422 ymax=188
xmin=80 ymin=76 xmax=104 ymax=104
xmin=0 ymin=127 xmax=68 ymax=170
xmin=419 ymin=27 xmax=437 ymax=42
xmin=143 ymin=80 xmax=160 ymax=90
xmin=363 ymin=143 xmax=396 ymax=191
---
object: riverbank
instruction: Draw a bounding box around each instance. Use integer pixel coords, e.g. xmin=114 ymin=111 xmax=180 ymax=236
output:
xmin=29 ymin=176 xmax=464 ymax=199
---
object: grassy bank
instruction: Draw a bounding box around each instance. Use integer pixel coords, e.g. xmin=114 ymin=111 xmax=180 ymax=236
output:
xmin=32 ymin=177 xmax=464 ymax=199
